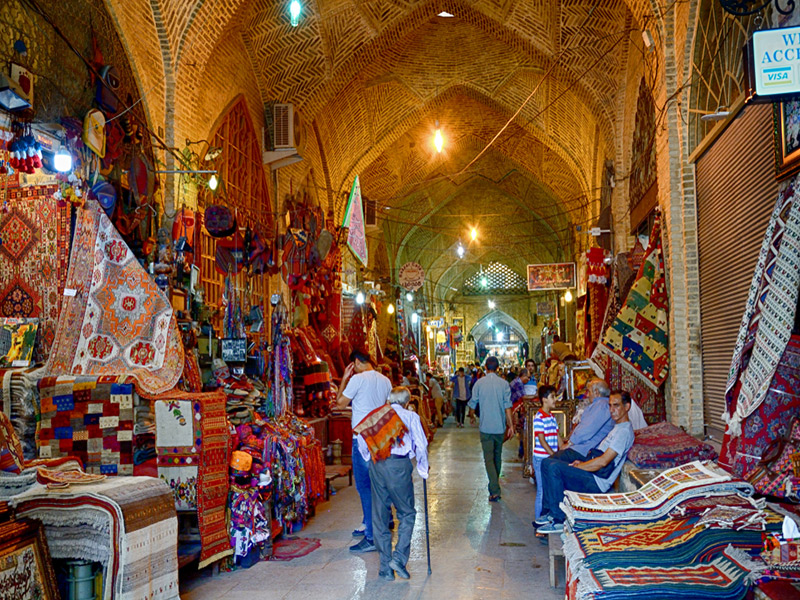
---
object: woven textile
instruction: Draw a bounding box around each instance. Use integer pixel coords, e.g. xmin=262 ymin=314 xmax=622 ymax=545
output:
xmin=11 ymin=476 xmax=178 ymax=600
xmin=592 ymin=215 xmax=668 ymax=391
xmin=628 ymin=422 xmax=718 ymax=468
xmin=37 ymin=376 xmax=134 ymax=475
xmin=721 ymin=335 xmax=800 ymax=479
xmin=724 ymin=185 xmax=800 ymax=437
xmin=45 ymin=201 xmax=184 ymax=395
xmin=605 ymin=359 xmax=665 ymax=425
xmin=269 ymin=536 xmax=322 ymax=561
xmin=563 ymin=461 xmax=753 ymax=526
xmin=0 ymin=190 xmax=70 ymax=362
xmin=149 ymin=390 xmax=231 ymax=568
xmin=353 ymin=404 xmax=408 ymax=462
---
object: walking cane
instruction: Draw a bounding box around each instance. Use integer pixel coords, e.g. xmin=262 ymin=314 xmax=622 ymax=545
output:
xmin=423 ymin=478 xmax=432 ymax=575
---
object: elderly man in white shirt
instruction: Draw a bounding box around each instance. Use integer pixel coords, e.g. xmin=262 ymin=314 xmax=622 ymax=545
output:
xmin=357 ymin=386 xmax=429 ymax=582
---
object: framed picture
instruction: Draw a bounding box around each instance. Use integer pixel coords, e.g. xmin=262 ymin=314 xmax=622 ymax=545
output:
xmin=527 ymin=263 xmax=576 ymax=291
xmin=0 ymin=518 xmax=59 ymax=599
xmin=774 ymin=99 xmax=800 ymax=180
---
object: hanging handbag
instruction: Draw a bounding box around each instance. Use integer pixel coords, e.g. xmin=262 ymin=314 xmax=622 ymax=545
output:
xmin=205 ymin=205 xmax=237 ymax=238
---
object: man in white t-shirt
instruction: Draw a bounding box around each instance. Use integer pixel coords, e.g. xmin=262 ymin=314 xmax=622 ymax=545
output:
xmin=426 ymin=373 xmax=445 ymax=427
xmin=334 ymin=349 xmax=392 ymax=553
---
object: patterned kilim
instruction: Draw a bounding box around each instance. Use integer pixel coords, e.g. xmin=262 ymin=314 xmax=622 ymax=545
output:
xmin=605 ymin=360 xmax=665 ymax=425
xmin=353 ymin=404 xmax=408 ymax=462
xmin=592 ymin=214 xmax=668 ymax=391
xmin=148 ymin=390 xmax=231 ymax=568
xmin=628 ymin=421 xmax=717 ymax=468
xmin=11 ymin=476 xmax=179 ymax=600
xmin=578 ymin=546 xmax=762 ymax=600
xmin=44 ymin=201 xmax=184 ymax=395
xmin=37 ymin=376 xmax=134 ymax=475
xmin=563 ymin=461 xmax=753 ymax=527
xmin=0 ymin=191 xmax=70 ymax=362
xmin=724 ymin=186 xmax=800 ymax=438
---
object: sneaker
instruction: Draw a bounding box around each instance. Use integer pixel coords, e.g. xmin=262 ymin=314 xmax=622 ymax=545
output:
xmin=534 ymin=516 xmax=552 ymax=526
xmin=349 ymin=538 xmax=377 ymax=553
xmin=378 ymin=569 xmax=395 ymax=581
xmin=352 ymin=526 xmax=366 ymax=537
xmin=536 ymin=522 xmax=564 ymax=535
xmin=529 ymin=477 xmax=536 ymax=485
xmin=388 ymin=559 xmax=410 ymax=580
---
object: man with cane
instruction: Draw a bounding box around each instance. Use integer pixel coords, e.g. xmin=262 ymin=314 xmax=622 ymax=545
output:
xmin=354 ymin=386 xmax=429 ymax=581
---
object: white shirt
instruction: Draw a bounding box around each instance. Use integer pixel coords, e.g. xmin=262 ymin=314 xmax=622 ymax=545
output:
xmin=427 ymin=378 xmax=443 ymax=399
xmin=357 ymin=403 xmax=429 ymax=479
xmin=628 ymin=400 xmax=648 ymax=431
xmin=343 ymin=370 xmax=393 ymax=429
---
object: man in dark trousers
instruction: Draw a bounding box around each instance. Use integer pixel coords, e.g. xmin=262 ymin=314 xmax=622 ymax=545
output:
xmin=355 ymin=386 xmax=429 ymax=581
xmin=468 ymin=355 xmax=515 ymax=501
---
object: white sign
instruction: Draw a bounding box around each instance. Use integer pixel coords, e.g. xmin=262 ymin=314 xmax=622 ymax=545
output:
xmin=398 ymin=262 xmax=425 ymax=291
xmin=752 ymin=27 xmax=800 ymax=96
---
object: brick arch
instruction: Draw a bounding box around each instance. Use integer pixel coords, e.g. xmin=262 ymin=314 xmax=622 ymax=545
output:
xmin=469 ymin=310 xmax=529 ymax=345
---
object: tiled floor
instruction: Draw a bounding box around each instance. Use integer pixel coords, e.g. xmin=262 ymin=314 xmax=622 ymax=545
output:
xmin=180 ymin=420 xmax=566 ymax=600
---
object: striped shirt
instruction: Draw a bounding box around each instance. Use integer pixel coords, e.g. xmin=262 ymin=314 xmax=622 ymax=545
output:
xmin=533 ymin=410 xmax=559 ymax=457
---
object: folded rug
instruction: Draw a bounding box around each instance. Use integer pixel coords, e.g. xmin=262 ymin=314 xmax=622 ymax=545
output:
xmin=628 ymin=422 xmax=718 ymax=468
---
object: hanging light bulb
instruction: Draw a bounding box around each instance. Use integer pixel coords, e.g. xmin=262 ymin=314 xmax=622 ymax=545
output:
xmin=488 ymin=299 xmax=495 ymax=309
xmin=426 ymin=325 xmax=432 ymax=333
xmin=406 ymin=292 xmax=413 ymax=302
xmin=428 ymin=329 xmax=434 ymax=340
xmin=456 ymin=243 xmax=465 ymax=258
xmin=480 ymin=276 xmax=488 ymax=288
xmin=53 ymin=146 xmax=72 ymax=173
xmin=387 ymin=303 xmax=395 ymax=315
xmin=411 ymin=312 xmax=419 ymax=324
xmin=208 ymin=174 xmax=219 ymax=191
xmin=488 ymin=320 xmax=493 ymax=327
xmin=496 ymin=331 xmax=503 ymax=342
xmin=433 ymin=120 xmax=444 ymax=153
xmin=564 ymin=290 xmax=573 ymax=302
xmin=356 ymin=291 xmax=365 ymax=305
xmin=289 ymin=0 xmax=302 ymax=26
xmin=470 ymin=227 xmax=478 ymax=241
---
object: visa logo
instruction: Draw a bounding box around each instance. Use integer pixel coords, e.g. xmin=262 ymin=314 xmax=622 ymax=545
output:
xmin=763 ymin=66 xmax=793 ymax=86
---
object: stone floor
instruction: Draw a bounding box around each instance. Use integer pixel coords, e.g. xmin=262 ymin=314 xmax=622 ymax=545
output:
xmin=180 ymin=419 xmax=566 ymax=600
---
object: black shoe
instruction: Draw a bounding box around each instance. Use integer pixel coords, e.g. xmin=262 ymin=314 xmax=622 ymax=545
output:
xmin=489 ymin=494 xmax=501 ymax=502
xmin=349 ymin=538 xmax=377 ymax=553
xmin=379 ymin=569 xmax=395 ymax=581
xmin=388 ymin=559 xmax=410 ymax=579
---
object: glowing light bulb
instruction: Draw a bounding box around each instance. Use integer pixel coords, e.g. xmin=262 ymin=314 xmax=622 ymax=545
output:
xmin=564 ymin=290 xmax=573 ymax=302
xmin=456 ymin=243 xmax=465 ymax=258
xmin=54 ymin=147 xmax=72 ymax=173
xmin=434 ymin=129 xmax=444 ymax=153
xmin=488 ymin=300 xmax=495 ymax=309
xmin=496 ymin=331 xmax=503 ymax=341
xmin=356 ymin=291 xmax=365 ymax=305
xmin=488 ymin=320 xmax=493 ymax=327
xmin=406 ymin=292 xmax=413 ymax=302
xmin=480 ymin=276 xmax=488 ymax=288
xmin=426 ymin=325 xmax=432 ymax=333
xmin=470 ymin=227 xmax=478 ymax=241
xmin=289 ymin=0 xmax=301 ymax=26
xmin=428 ymin=330 xmax=434 ymax=339
xmin=208 ymin=174 xmax=218 ymax=191
xmin=387 ymin=303 xmax=395 ymax=315
xmin=411 ymin=312 xmax=419 ymax=324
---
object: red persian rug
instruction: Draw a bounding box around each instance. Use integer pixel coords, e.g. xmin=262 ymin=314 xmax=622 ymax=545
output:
xmin=44 ymin=201 xmax=184 ymax=395
xmin=269 ymin=537 xmax=322 ymax=561
xmin=0 ymin=187 xmax=70 ymax=361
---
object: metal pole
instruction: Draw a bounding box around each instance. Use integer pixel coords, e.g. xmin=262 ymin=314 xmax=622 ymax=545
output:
xmin=423 ymin=478 xmax=432 ymax=575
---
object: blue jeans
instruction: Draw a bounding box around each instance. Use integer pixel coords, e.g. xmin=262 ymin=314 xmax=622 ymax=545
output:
xmin=541 ymin=455 xmax=601 ymax=523
xmin=533 ymin=456 xmax=545 ymax=519
xmin=352 ymin=443 xmax=373 ymax=542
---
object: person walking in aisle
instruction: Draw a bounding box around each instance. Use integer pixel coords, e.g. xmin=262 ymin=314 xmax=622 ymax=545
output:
xmin=531 ymin=385 xmax=562 ymax=524
xmin=426 ymin=373 xmax=445 ymax=428
xmin=468 ymin=356 xmax=515 ymax=501
xmin=450 ymin=367 xmax=472 ymax=428
xmin=355 ymin=386 xmax=429 ymax=581
xmin=334 ymin=349 xmax=392 ymax=553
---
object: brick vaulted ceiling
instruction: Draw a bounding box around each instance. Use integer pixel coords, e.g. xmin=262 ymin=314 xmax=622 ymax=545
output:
xmin=106 ymin=0 xmax=649 ymax=298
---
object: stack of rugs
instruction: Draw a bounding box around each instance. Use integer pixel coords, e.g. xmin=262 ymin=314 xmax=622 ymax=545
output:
xmin=627 ymin=422 xmax=718 ymax=468
xmin=562 ymin=461 xmax=780 ymax=599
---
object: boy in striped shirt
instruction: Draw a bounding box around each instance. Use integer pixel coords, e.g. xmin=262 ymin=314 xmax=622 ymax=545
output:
xmin=532 ymin=385 xmax=562 ymax=523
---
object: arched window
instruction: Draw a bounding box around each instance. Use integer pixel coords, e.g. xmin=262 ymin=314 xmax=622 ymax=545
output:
xmin=462 ymin=262 xmax=527 ymax=295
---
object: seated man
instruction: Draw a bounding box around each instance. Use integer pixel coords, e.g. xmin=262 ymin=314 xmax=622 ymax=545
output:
xmin=550 ymin=378 xmax=613 ymax=463
xmin=536 ymin=391 xmax=634 ymax=533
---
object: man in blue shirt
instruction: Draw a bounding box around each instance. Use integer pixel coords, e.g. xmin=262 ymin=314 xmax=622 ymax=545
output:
xmin=537 ymin=391 xmax=635 ymax=533
xmin=550 ymin=378 xmax=613 ymax=464
xmin=468 ymin=356 xmax=515 ymax=501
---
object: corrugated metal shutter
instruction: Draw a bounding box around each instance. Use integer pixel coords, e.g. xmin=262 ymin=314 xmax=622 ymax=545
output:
xmin=695 ymin=103 xmax=779 ymax=435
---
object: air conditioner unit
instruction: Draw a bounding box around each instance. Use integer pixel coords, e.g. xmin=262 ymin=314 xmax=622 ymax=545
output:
xmin=273 ymin=103 xmax=295 ymax=150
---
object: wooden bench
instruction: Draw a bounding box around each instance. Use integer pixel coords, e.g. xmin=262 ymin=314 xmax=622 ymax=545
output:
xmin=324 ymin=465 xmax=353 ymax=500
xmin=548 ymin=532 xmax=565 ymax=587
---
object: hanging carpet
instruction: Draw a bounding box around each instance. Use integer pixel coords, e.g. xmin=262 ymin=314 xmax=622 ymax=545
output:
xmin=0 ymin=188 xmax=70 ymax=361
xmin=44 ymin=201 xmax=184 ymax=395
xmin=604 ymin=359 xmax=665 ymax=426
xmin=592 ymin=214 xmax=668 ymax=391
xmin=722 ymin=184 xmax=800 ymax=438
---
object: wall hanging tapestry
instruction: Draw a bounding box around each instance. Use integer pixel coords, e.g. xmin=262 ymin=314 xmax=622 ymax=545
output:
xmin=44 ymin=201 xmax=184 ymax=395
xmin=723 ymin=184 xmax=800 ymax=438
xmin=604 ymin=359 xmax=665 ymax=426
xmin=11 ymin=476 xmax=178 ymax=600
xmin=37 ymin=376 xmax=134 ymax=475
xmin=721 ymin=335 xmax=800 ymax=479
xmin=563 ymin=461 xmax=752 ymax=527
xmin=592 ymin=214 xmax=668 ymax=391
xmin=0 ymin=190 xmax=70 ymax=363
xmin=149 ymin=389 xmax=231 ymax=568
xmin=628 ymin=421 xmax=718 ymax=469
